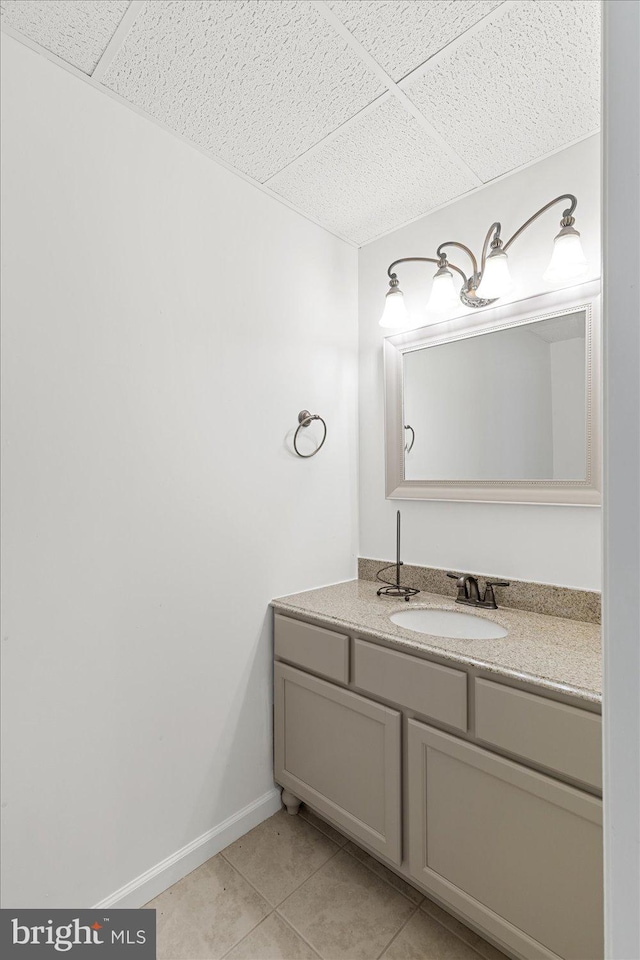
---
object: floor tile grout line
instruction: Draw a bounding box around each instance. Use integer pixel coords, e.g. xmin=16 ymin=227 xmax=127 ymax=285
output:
xmin=205 ymin=827 xmax=496 ymax=960
xmin=211 ymin=854 xmax=276 ymax=960
xmin=273 ymin=849 xmax=417 ymax=960
xmin=298 ymin=809 xmax=349 ymax=847
xmin=206 ymin=814 xmax=496 ymax=960
xmin=220 ymin=829 xmax=344 ymax=910
xmin=296 ymin=810 xmax=424 ymax=908
xmin=218 ymin=906 xmax=275 ymax=960
xmin=154 ymin=826 xmax=496 ymax=960
xmin=374 ymin=902 xmax=422 ymax=960
xmin=285 ymin=829 xmax=495 ymax=957
xmin=274 ymin=910 xmax=323 ymax=959
xmin=420 ymin=901 xmax=499 ymax=960
xmin=341 ymin=844 xmax=424 ymax=907
xmin=218 ymin=849 xmax=281 ymax=907
xmin=258 ymin=844 xmax=348 ymax=957
xmin=278 ymin=842 xmax=345 ymax=907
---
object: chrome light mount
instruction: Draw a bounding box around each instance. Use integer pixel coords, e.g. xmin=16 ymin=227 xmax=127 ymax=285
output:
xmin=460 ymin=274 xmax=498 ymax=309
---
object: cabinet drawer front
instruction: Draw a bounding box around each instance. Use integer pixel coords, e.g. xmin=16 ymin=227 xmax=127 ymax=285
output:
xmin=354 ymin=638 xmax=467 ymax=731
xmin=274 ymin=614 xmax=349 ymax=683
xmin=475 ymin=678 xmax=602 ymax=789
xmin=274 ymin=662 xmax=402 ymax=864
xmin=408 ymin=720 xmax=603 ymax=960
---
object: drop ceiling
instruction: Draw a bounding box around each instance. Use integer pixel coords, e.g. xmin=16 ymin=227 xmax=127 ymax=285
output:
xmin=0 ymin=0 xmax=601 ymax=246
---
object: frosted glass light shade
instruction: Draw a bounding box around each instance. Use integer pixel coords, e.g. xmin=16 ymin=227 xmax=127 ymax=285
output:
xmin=543 ymin=226 xmax=588 ymax=283
xmin=476 ymin=249 xmax=514 ymax=299
xmin=426 ymin=266 xmax=459 ymax=313
xmin=379 ymin=288 xmax=410 ymax=328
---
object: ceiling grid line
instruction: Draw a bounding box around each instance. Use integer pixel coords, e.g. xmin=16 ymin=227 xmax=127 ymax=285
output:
xmin=310 ymin=0 xmax=483 ymax=187
xmin=394 ymin=0 xmax=517 ymax=91
xmin=262 ymin=91 xmax=392 ymax=185
xmin=359 ymin=129 xmax=600 ymax=247
xmin=91 ymin=0 xmax=146 ymax=81
xmin=0 ymin=21 xmax=359 ymax=246
xmin=1 ymin=0 xmax=601 ymax=247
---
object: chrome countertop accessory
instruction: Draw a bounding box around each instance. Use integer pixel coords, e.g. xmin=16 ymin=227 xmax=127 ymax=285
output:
xmin=377 ymin=510 xmax=420 ymax=601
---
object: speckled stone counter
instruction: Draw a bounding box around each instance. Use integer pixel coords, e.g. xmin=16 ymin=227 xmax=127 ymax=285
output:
xmin=272 ymin=580 xmax=602 ymax=704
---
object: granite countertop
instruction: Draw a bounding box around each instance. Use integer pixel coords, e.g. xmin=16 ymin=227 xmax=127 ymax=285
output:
xmin=272 ymin=579 xmax=602 ymax=704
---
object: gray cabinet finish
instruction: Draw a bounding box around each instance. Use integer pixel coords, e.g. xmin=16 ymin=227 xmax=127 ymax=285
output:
xmin=353 ymin=638 xmax=468 ymax=731
xmin=274 ymin=614 xmax=349 ymax=683
xmin=474 ymin=678 xmax=602 ymax=790
xmin=408 ymin=720 xmax=603 ymax=960
xmin=273 ymin=609 xmax=603 ymax=960
xmin=274 ymin=662 xmax=402 ymax=863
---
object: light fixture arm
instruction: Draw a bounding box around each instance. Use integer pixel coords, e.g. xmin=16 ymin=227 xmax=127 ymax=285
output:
xmin=387 ymin=256 xmax=467 ymax=284
xmin=436 ymin=241 xmax=477 ymax=278
xmin=502 ymin=194 xmax=578 ymax=253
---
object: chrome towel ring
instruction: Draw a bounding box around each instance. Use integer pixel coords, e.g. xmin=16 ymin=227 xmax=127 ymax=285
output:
xmin=294 ymin=410 xmax=327 ymax=458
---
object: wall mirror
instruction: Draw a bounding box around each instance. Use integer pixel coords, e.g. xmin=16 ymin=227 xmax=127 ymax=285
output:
xmin=384 ymin=282 xmax=600 ymax=504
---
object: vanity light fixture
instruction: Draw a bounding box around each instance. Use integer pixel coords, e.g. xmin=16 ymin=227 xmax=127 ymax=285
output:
xmin=379 ymin=194 xmax=589 ymax=328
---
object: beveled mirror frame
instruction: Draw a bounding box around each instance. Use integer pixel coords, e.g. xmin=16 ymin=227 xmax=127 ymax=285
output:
xmin=384 ymin=281 xmax=601 ymax=505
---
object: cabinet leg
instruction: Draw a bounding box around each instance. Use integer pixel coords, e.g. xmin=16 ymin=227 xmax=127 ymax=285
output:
xmin=281 ymin=789 xmax=301 ymax=816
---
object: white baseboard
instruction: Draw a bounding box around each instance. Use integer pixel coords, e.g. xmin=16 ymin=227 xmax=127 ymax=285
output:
xmin=93 ymin=787 xmax=282 ymax=909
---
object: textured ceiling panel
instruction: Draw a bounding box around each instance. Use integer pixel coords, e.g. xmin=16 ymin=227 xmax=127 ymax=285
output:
xmin=0 ymin=0 xmax=130 ymax=73
xmin=325 ymin=0 xmax=504 ymax=80
xmin=267 ymin=98 xmax=478 ymax=244
xmin=100 ymin=0 xmax=386 ymax=183
xmin=403 ymin=0 xmax=601 ymax=182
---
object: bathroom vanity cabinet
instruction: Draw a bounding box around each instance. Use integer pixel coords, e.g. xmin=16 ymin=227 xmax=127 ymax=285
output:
xmin=273 ymin=612 xmax=603 ymax=960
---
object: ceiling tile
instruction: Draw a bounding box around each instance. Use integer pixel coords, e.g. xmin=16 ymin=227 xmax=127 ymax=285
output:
xmin=0 ymin=0 xmax=130 ymax=73
xmin=100 ymin=0 xmax=386 ymax=183
xmin=403 ymin=0 xmax=601 ymax=182
xmin=266 ymin=97 xmax=478 ymax=244
xmin=325 ymin=0 xmax=504 ymax=80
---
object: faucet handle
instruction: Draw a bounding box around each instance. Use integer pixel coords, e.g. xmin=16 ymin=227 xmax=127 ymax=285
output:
xmin=483 ymin=580 xmax=510 ymax=609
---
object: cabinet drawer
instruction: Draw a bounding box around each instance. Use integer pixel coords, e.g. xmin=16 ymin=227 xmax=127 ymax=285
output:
xmin=353 ymin=639 xmax=467 ymax=731
xmin=474 ymin=678 xmax=602 ymax=790
xmin=274 ymin=614 xmax=349 ymax=683
xmin=274 ymin=662 xmax=402 ymax=863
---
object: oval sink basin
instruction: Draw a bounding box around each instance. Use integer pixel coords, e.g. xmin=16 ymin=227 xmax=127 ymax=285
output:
xmin=390 ymin=608 xmax=508 ymax=640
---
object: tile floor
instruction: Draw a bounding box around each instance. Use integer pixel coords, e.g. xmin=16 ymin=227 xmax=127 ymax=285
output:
xmin=146 ymin=805 xmax=510 ymax=960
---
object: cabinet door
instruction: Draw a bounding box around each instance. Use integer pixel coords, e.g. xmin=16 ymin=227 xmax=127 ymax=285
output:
xmin=275 ymin=662 xmax=402 ymax=863
xmin=408 ymin=720 xmax=603 ymax=960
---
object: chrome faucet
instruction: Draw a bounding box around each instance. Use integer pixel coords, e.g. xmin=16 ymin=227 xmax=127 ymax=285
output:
xmin=446 ymin=573 xmax=510 ymax=610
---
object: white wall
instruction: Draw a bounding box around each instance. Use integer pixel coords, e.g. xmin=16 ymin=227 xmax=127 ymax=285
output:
xmin=0 ymin=34 xmax=358 ymax=909
xmin=359 ymin=136 xmax=602 ymax=589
